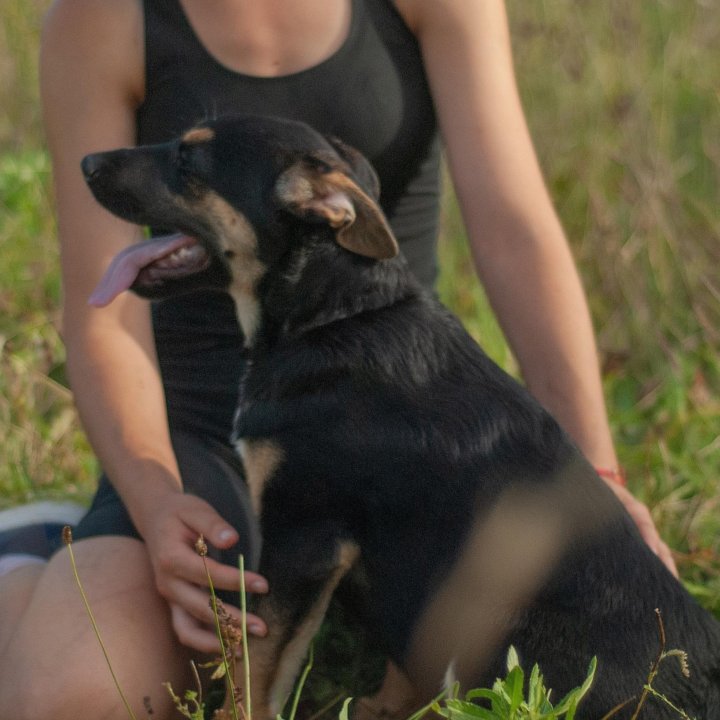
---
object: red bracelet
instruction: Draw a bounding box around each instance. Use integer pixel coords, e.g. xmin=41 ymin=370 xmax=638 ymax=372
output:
xmin=595 ymin=467 xmax=627 ymax=487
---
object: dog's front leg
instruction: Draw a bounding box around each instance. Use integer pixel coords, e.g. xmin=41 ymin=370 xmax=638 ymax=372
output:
xmin=237 ymin=529 xmax=360 ymax=720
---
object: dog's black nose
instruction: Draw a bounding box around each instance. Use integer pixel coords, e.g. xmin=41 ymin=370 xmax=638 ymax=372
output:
xmin=81 ymin=153 xmax=104 ymax=181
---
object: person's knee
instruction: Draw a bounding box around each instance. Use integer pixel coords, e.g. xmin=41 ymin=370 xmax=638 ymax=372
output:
xmin=0 ymin=664 xmax=124 ymax=720
xmin=0 ymin=640 xmax=190 ymax=720
xmin=0 ymin=537 xmax=188 ymax=720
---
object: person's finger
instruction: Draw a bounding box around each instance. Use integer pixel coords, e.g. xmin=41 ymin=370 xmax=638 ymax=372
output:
xmin=606 ymin=481 xmax=678 ymax=576
xmin=218 ymin=597 xmax=269 ymax=638
xmin=163 ymin=567 xmax=268 ymax=635
xmin=175 ymin=497 xmax=240 ymax=550
xmin=170 ymin=579 xmax=223 ymax=626
xmin=198 ymin=555 xmax=269 ymax=594
xmin=169 ymin=581 xmax=268 ymax=645
xmin=163 ymin=545 xmax=268 ymax=595
xmin=170 ymin=602 xmax=225 ymax=654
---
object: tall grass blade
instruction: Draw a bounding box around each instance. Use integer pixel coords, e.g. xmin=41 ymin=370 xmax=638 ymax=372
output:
xmin=62 ymin=527 xmax=139 ymax=720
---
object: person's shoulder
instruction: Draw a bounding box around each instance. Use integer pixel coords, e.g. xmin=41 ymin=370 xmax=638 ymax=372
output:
xmin=41 ymin=0 xmax=144 ymax=102
xmin=392 ymin=0 xmax=466 ymax=31
xmin=44 ymin=0 xmax=141 ymax=21
xmin=393 ymin=0 xmax=506 ymax=38
xmin=42 ymin=0 xmax=143 ymax=50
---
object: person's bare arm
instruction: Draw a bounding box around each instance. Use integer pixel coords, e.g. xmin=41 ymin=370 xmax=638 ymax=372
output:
xmin=397 ymin=0 xmax=675 ymax=573
xmin=41 ymin=0 xmax=268 ymax=648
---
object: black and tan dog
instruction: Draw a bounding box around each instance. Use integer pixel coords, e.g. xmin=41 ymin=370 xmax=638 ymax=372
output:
xmin=82 ymin=115 xmax=720 ymax=719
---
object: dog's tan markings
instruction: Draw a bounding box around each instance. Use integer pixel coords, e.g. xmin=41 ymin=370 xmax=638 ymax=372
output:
xmin=236 ymin=439 xmax=284 ymax=516
xmin=181 ymin=126 xmax=215 ymax=144
xmin=238 ymin=541 xmax=360 ymax=719
xmin=198 ymin=191 xmax=267 ymax=344
xmin=275 ymin=163 xmax=399 ymax=260
xmin=275 ymin=167 xmax=315 ymax=206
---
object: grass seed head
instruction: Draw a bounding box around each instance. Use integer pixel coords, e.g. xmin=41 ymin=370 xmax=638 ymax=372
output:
xmin=211 ymin=598 xmax=244 ymax=646
xmin=195 ymin=534 xmax=208 ymax=557
xmin=664 ymin=649 xmax=691 ymax=679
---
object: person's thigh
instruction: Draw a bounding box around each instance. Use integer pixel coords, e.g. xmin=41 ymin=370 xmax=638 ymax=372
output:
xmin=0 ymin=564 xmax=44 ymax=658
xmin=0 ymin=535 xmax=194 ymax=720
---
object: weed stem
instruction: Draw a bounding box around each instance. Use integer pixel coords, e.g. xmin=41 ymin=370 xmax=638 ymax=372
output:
xmin=287 ymin=643 xmax=314 ymax=720
xmin=239 ymin=554 xmax=252 ymax=720
xmin=63 ymin=527 xmax=139 ymax=720
xmin=202 ymin=552 xmax=240 ymax=720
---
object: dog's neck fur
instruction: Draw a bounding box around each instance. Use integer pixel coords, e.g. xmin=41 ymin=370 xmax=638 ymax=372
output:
xmin=247 ymin=232 xmax=419 ymax=354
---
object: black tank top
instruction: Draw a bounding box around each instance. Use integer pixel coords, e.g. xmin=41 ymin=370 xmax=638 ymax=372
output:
xmin=138 ymin=0 xmax=441 ymax=441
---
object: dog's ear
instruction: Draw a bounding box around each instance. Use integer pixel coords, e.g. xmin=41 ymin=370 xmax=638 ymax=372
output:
xmin=275 ymin=160 xmax=399 ymax=260
xmin=324 ymin=136 xmax=382 ymax=201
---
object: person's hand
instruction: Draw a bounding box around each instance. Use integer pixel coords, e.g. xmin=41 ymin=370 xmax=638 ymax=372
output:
xmin=604 ymin=479 xmax=679 ymax=578
xmin=138 ymin=490 xmax=269 ymax=653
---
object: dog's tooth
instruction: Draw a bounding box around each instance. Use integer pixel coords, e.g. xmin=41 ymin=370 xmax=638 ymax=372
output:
xmin=155 ymin=246 xmax=195 ymax=268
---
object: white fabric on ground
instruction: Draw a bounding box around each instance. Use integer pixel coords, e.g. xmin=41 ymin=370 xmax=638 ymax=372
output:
xmin=0 ymin=554 xmax=47 ymax=578
xmin=0 ymin=501 xmax=85 ymax=531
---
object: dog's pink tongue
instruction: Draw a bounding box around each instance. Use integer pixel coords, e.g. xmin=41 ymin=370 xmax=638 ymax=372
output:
xmin=88 ymin=233 xmax=193 ymax=307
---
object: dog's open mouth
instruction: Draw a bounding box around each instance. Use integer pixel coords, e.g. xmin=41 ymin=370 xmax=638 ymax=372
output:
xmin=89 ymin=233 xmax=210 ymax=307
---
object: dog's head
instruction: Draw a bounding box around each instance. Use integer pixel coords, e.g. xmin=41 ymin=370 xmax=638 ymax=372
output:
xmin=83 ymin=115 xmax=399 ymax=340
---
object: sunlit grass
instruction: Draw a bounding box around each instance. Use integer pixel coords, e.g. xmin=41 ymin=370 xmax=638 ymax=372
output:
xmin=0 ymin=150 xmax=98 ymax=507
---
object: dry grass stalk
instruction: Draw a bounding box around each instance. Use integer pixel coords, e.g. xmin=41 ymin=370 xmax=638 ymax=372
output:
xmin=62 ymin=525 xmax=140 ymax=720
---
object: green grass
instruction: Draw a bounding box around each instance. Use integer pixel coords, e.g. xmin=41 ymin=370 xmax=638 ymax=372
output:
xmin=0 ymin=0 xmax=718 ymax=622
xmin=436 ymin=0 xmax=720 ymax=611
xmin=0 ymin=149 xmax=98 ymax=507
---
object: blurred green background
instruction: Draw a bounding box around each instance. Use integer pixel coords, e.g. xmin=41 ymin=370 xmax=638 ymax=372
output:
xmin=1 ymin=1 xmax=718 ymax=612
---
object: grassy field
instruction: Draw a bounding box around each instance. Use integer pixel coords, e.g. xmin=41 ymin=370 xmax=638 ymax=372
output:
xmin=441 ymin=2 xmax=720 ymax=613
xmin=1 ymin=0 xmax=718 ymax=626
